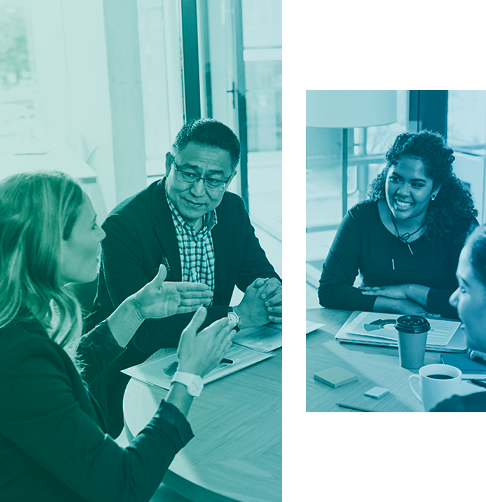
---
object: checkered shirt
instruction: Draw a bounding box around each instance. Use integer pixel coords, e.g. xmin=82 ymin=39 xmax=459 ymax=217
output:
xmin=166 ymin=191 xmax=217 ymax=299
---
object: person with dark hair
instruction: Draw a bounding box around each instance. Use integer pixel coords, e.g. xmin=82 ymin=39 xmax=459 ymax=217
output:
xmin=432 ymin=224 xmax=486 ymax=411
xmin=171 ymin=118 xmax=241 ymax=169
xmin=0 ymin=171 xmax=235 ymax=501
xmin=319 ymin=130 xmax=478 ymax=319
xmin=88 ymin=118 xmax=282 ymax=436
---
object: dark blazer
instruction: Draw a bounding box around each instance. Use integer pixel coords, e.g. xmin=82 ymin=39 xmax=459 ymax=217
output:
xmin=0 ymin=316 xmax=193 ymax=502
xmin=87 ymin=178 xmax=280 ymax=436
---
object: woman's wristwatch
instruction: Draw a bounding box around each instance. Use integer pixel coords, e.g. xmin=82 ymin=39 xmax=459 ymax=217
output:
xmin=171 ymin=371 xmax=204 ymax=397
xmin=227 ymin=307 xmax=240 ymax=332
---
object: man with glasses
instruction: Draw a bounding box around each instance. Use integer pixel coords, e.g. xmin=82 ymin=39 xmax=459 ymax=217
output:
xmin=87 ymin=119 xmax=281 ymax=436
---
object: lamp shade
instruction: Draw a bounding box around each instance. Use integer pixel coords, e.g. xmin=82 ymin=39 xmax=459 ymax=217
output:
xmin=306 ymin=90 xmax=397 ymax=128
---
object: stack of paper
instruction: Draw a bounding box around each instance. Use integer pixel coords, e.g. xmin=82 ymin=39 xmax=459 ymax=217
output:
xmin=337 ymin=312 xmax=460 ymax=348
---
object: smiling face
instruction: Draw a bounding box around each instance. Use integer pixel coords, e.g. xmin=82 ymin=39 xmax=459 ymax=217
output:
xmin=449 ymin=245 xmax=486 ymax=353
xmin=165 ymin=141 xmax=235 ymax=226
xmin=385 ymin=157 xmax=437 ymax=225
xmin=59 ymin=194 xmax=105 ymax=285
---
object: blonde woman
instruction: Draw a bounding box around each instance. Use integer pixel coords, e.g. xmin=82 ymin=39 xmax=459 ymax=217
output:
xmin=0 ymin=171 xmax=235 ymax=502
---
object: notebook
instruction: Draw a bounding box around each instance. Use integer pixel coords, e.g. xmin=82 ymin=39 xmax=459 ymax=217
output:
xmin=335 ymin=311 xmax=467 ymax=353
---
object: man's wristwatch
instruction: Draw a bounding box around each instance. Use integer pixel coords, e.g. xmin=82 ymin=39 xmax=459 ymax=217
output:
xmin=227 ymin=307 xmax=240 ymax=332
xmin=171 ymin=371 xmax=204 ymax=397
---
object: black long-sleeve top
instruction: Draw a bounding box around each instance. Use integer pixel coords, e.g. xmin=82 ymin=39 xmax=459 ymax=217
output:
xmin=319 ymin=200 xmax=477 ymax=319
xmin=0 ymin=316 xmax=193 ymax=502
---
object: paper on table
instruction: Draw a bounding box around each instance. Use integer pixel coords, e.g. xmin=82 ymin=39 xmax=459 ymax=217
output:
xmin=122 ymin=343 xmax=273 ymax=390
xmin=232 ymin=324 xmax=282 ymax=352
xmin=344 ymin=312 xmax=460 ymax=347
xmin=306 ymin=320 xmax=325 ymax=334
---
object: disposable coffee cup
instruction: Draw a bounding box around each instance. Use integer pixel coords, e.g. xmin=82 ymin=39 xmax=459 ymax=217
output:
xmin=408 ymin=364 xmax=462 ymax=411
xmin=395 ymin=315 xmax=431 ymax=369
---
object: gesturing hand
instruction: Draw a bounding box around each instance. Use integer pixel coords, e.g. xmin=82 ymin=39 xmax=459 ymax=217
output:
xmin=177 ymin=307 xmax=236 ymax=377
xmin=132 ymin=265 xmax=213 ymax=320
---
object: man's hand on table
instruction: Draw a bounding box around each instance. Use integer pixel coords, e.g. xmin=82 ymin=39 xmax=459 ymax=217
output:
xmin=258 ymin=277 xmax=282 ymax=324
xmin=233 ymin=278 xmax=281 ymax=329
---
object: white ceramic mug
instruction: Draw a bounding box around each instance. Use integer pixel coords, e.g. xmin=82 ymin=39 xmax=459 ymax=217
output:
xmin=408 ymin=364 xmax=462 ymax=411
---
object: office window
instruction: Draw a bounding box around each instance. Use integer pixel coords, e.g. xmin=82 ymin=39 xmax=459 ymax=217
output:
xmin=197 ymin=0 xmax=281 ymax=243
xmin=0 ymin=0 xmax=43 ymax=154
xmin=447 ymin=90 xmax=486 ymax=155
xmin=0 ymin=1 xmax=104 ymax=197
xmin=137 ymin=0 xmax=184 ymax=179
xmin=2 ymin=0 xmax=281 ymax=275
xmin=242 ymin=0 xmax=282 ymax=242
xmin=306 ymin=91 xmax=408 ymax=293
xmin=447 ymin=91 xmax=486 ymax=223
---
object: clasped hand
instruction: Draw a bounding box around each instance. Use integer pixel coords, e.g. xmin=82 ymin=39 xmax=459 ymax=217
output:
xmin=131 ymin=265 xmax=213 ymax=320
xmin=235 ymin=277 xmax=282 ymax=329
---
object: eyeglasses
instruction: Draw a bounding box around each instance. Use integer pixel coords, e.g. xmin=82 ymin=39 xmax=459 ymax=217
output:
xmin=172 ymin=159 xmax=232 ymax=191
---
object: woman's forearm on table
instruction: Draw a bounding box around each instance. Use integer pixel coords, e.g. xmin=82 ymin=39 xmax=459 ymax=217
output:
xmin=373 ymin=296 xmax=429 ymax=316
xmin=404 ymin=284 xmax=430 ymax=308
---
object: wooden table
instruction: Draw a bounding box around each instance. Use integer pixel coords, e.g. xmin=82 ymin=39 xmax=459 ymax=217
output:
xmin=307 ymin=308 xmax=481 ymax=412
xmin=123 ymin=349 xmax=282 ymax=502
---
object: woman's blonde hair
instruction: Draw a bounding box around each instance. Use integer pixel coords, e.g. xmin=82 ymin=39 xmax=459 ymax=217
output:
xmin=0 ymin=171 xmax=85 ymax=346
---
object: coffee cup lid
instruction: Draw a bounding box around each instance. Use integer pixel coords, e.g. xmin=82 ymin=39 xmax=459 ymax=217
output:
xmin=395 ymin=315 xmax=431 ymax=333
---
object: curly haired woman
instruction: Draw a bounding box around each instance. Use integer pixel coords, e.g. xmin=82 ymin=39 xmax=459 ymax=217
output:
xmin=319 ymin=130 xmax=478 ymax=318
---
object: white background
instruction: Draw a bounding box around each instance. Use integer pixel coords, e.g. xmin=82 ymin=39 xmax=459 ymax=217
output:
xmin=283 ymin=1 xmax=486 ymax=501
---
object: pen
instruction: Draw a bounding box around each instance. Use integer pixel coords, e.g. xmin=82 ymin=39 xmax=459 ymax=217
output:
xmin=470 ymin=379 xmax=486 ymax=389
xmin=336 ymin=402 xmax=378 ymax=412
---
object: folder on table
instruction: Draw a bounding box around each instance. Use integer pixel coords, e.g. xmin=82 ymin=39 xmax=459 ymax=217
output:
xmin=335 ymin=311 xmax=467 ymax=353
xmin=232 ymin=323 xmax=282 ymax=352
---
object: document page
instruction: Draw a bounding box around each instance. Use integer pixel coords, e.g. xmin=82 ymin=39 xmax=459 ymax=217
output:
xmin=232 ymin=324 xmax=282 ymax=352
xmin=122 ymin=343 xmax=273 ymax=390
xmin=343 ymin=312 xmax=460 ymax=347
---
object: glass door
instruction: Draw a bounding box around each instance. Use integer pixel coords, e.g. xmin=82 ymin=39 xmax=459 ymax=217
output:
xmin=198 ymin=0 xmax=240 ymax=189
xmin=198 ymin=0 xmax=282 ymax=248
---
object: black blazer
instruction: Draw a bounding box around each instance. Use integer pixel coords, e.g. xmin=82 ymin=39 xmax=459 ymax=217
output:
xmin=0 ymin=316 xmax=193 ymax=502
xmin=87 ymin=178 xmax=280 ymax=435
